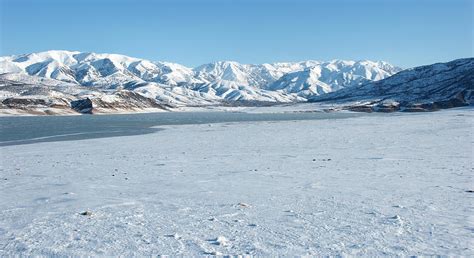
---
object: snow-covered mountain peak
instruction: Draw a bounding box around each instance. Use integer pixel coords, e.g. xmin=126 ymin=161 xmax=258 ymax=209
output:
xmin=194 ymin=61 xmax=250 ymax=83
xmin=0 ymin=50 xmax=403 ymax=103
xmin=265 ymin=59 xmax=402 ymax=96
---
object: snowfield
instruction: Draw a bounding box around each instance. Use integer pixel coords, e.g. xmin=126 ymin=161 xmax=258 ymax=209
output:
xmin=0 ymin=108 xmax=473 ymax=255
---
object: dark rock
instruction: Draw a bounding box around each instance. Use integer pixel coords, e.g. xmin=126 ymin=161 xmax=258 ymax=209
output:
xmin=346 ymin=105 xmax=373 ymax=113
xmin=79 ymin=211 xmax=92 ymax=216
xmin=71 ymin=98 xmax=93 ymax=114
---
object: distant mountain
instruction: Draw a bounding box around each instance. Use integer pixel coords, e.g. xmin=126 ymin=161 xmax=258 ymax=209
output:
xmin=266 ymin=60 xmax=402 ymax=98
xmin=0 ymin=50 xmax=199 ymax=88
xmin=2 ymin=51 xmax=470 ymax=114
xmin=0 ymin=50 xmax=400 ymax=105
xmin=13 ymin=50 xmax=474 ymax=115
xmin=310 ymin=58 xmax=474 ymax=112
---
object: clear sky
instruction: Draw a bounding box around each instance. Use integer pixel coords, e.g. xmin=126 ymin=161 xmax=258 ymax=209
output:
xmin=0 ymin=0 xmax=472 ymax=68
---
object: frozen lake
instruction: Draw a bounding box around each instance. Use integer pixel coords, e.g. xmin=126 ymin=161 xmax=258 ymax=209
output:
xmin=0 ymin=108 xmax=472 ymax=255
xmin=0 ymin=111 xmax=364 ymax=146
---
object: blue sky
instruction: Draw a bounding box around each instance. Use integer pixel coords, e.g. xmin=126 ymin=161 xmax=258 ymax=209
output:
xmin=0 ymin=0 xmax=472 ymax=68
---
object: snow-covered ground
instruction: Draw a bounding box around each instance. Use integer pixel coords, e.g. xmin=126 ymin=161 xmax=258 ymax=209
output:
xmin=0 ymin=108 xmax=472 ymax=255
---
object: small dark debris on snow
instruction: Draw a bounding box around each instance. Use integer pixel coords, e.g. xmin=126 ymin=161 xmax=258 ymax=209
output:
xmin=165 ymin=233 xmax=181 ymax=239
xmin=466 ymin=190 xmax=474 ymax=193
xmin=80 ymin=211 xmax=92 ymax=216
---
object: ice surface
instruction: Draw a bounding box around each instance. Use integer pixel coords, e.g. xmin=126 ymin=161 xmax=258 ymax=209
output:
xmin=0 ymin=108 xmax=472 ymax=255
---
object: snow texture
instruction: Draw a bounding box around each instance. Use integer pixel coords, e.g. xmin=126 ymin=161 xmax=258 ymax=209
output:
xmin=0 ymin=108 xmax=472 ymax=255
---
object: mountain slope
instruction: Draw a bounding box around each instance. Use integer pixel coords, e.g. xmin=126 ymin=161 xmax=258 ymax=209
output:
xmin=0 ymin=73 xmax=173 ymax=114
xmin=267 ymin=60 xmax=402 ymax=97
xmin=310 ymin=58 xmax=474 ymax=111
xmin=0 ymin=51 xmax=201 ymax=88
xmin=0 ymin=50 xmax=400 ymax=103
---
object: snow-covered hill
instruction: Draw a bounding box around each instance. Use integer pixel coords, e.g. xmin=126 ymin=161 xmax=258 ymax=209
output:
xmin=0 ymin=51 xmax=199 ymax=88
xmin=0 ymin=50 xmax=400 ymax=109
xmin=266 ymin=60 xmax=402 ymax=98
xmin=310 ymin=58 xmax=474 ymax=112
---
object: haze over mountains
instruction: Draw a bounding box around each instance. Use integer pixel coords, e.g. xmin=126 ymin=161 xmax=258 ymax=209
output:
xmin=0 ymin=50 xmax=471 ymax=114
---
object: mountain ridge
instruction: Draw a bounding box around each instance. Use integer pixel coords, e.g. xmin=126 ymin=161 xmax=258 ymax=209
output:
xmin=0 ymin=50 xmax=401 ymax=93
xmin=310 ymin=57 xmax=474 ymax=112
xmin=1 ymin=50 xmax=470 ymax=115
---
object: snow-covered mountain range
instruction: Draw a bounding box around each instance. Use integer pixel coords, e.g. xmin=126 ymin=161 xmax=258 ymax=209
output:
xmin=310 ymin=58 xmax=474 ymax=112
xmin=1 ymin=50 xmax=471 ymax=114
xmin=0 ymin=50 xmax=402 ymax=113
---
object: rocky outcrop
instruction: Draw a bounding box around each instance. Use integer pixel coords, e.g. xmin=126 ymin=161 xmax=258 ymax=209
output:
xmin=69 ymin=92 xmax=173 ymax=114
xmin=71 ymin=98 xmax=93 ymax=114
xmin=2 ymin=97 xmax=70 ymax=109
xmin=2 ymin=98 xmax=49 ymax=108
xmin=91 ymin=91 xmax=173 ymax=112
